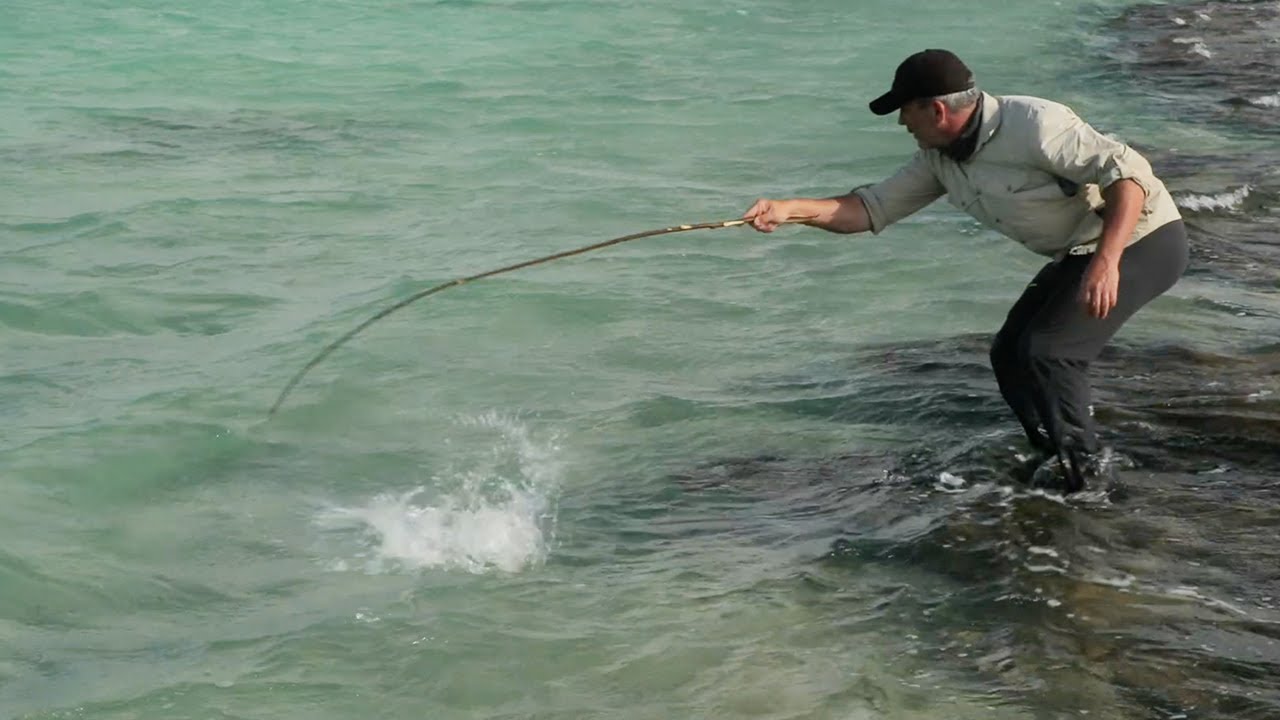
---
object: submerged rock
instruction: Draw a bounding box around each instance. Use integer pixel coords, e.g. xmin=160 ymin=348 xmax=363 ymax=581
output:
xmin=668 ymin=333 xmax=1280 ymax=718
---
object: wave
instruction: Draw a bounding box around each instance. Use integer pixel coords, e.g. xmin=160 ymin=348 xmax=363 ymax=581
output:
xmin=1174 ymin=185 xmax=1251 ymax=212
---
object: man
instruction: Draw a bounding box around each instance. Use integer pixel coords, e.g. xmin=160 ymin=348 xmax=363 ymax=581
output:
xmin=743 ymin=49 xmax=1189 ymax=493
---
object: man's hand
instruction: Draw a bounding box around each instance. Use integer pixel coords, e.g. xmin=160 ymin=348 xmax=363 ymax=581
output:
xmin=742 ymin=198 xmax=792 ymax=232
xmin=741 ymin=194 xmax=869 ymax=234
xmin=1081 ymin=178 xmax=1143 ymax=319
xmin=1079 ymin=254 xmax=1120 ymax=319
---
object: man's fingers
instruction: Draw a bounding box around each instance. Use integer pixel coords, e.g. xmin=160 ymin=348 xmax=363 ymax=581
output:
xmin=743 ymin=200 xmax=775 ymax=232
xmin=1082 ymin=284 xmax=1101 ymax=318
xmin=1088 ymin=286 xmax=1117 ymax=319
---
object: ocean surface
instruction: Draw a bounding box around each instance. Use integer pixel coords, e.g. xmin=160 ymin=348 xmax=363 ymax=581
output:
xmin=3 ymin=0 xmax=1279 ymax=718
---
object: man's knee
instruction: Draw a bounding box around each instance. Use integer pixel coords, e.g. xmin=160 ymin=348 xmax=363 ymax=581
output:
xmin=989 ymin=332 xmax=1019 ymax=373
xmin=1023 ymin=349 xmax=1088 ymax=383
xmin=1022 ymin=330 xmax=1092 ymax=378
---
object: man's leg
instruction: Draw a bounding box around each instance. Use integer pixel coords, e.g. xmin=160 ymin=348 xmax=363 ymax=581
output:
xmin=1020 ymin=221 xmax=1190 ymax=491
xmin=991 ymin=261 xmax=1078 ymax=454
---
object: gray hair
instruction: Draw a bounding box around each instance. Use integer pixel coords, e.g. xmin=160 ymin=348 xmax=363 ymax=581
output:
xmin=930 ymin=86 xmax=982 ymax=111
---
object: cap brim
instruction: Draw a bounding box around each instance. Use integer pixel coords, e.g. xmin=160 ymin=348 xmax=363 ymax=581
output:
xmin=869 ymin=90 xmax=903 ymax=116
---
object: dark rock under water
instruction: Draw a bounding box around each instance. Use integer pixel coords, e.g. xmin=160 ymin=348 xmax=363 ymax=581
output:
xmin=672 ymin=334 xmax=1279 ymax=719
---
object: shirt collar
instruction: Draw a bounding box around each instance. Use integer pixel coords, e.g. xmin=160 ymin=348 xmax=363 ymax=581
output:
xmin=941 ymin=104 xmax=982 ymax=162
xmin=972 ymin=92 xmax=1001 ymax=156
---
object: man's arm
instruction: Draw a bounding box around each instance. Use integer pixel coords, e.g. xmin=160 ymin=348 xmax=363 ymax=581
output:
xmin=1096 ymin=178 xmax=1145 ymax=262
xmin=1030 ymin=105 xmax=1158 ymax=319
xmin=742 ymin=193 xmax=872 ymax=234
xmin=1079 ymin=178 xmax=1144 ymax=319
xmin=743 ymin=152 xmax=945 ymax=235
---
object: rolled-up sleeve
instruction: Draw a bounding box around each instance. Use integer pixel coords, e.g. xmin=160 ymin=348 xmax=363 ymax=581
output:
xmin=1032 ymin=108 xmax=1158 ymax=200
xmin=852 ymin=152 xmax=945 ymax=234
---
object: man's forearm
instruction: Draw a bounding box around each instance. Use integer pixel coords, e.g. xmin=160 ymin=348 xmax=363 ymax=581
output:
xmin=1096 ymin=179 xmax=1145 ymax=265
xmin=779 ymin=193 xmax=873 ymax=234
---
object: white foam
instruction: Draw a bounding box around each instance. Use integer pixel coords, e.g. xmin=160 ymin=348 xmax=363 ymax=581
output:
xmin=1172 ymin=37 xmax=1213 ymax=58
xmin=1019 ymin=487 xmax=1069 ymax=505
xmin=1175 ymin=185 xmax=1251 ymax=212
xmin=318 ymin=413 xmax=562 ymax=574
xmin=934 ymin=471 xmax=968 ymax=493
xmin=1086 ymin=573 xmax=1135 ymax=589
xmin=1167 ymin=586 xmax=1253 ymax=617
xmin=1248 ymin=93 xmax=1280 ymax=108
xmin=1068 ymin=489 xmax=1113 ymax=506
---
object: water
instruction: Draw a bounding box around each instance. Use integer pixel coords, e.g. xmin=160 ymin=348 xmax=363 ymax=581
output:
xmin=3 ymin=0 xmax=1279 ymax=718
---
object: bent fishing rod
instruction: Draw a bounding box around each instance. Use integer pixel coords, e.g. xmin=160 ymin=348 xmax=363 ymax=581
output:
xmin=267 ymin=215 xmax=810 ymax=417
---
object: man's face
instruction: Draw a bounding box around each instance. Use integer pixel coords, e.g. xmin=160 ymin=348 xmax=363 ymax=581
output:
xmin=897 ymin=99 xmax=945 ymax=149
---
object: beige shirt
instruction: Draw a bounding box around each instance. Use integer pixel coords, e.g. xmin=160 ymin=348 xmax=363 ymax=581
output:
xmin=853 ymin=92 xmax=1183 ymax=259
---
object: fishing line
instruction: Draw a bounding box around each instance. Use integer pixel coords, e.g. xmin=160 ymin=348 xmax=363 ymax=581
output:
xmin=268 ymin=216 xmax=808 ymax=417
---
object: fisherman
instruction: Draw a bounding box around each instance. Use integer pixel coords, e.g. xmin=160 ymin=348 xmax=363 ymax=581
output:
xmin=743 ymin=49 xmax=1189 ymax=493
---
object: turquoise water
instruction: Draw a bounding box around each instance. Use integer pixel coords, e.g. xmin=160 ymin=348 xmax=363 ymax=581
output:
xmin=4 ymin=1 xmax=1278 ymax=718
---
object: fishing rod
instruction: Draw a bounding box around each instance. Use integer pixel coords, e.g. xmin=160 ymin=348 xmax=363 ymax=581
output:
xmin=267 ymin=215 xmax=811 ymax=417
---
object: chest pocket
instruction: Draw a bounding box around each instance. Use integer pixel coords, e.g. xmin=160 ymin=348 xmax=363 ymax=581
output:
xmin=942 ymin=163 xmax=1059 ymax=216
xmin=990 ymin=165 xmax=1058 ymax=195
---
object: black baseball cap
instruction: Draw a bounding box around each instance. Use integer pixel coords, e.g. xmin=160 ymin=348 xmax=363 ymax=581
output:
xmin=869 ymin=49 xmax=975 ymax=116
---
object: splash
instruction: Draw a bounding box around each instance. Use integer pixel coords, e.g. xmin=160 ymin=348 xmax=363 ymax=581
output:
xmin=319 ymin=413 xmax=563 ymax=574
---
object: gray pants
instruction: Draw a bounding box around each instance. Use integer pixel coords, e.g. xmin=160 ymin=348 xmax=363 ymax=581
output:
xmin=990 ymin=220 xmax=1189 ymax=490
